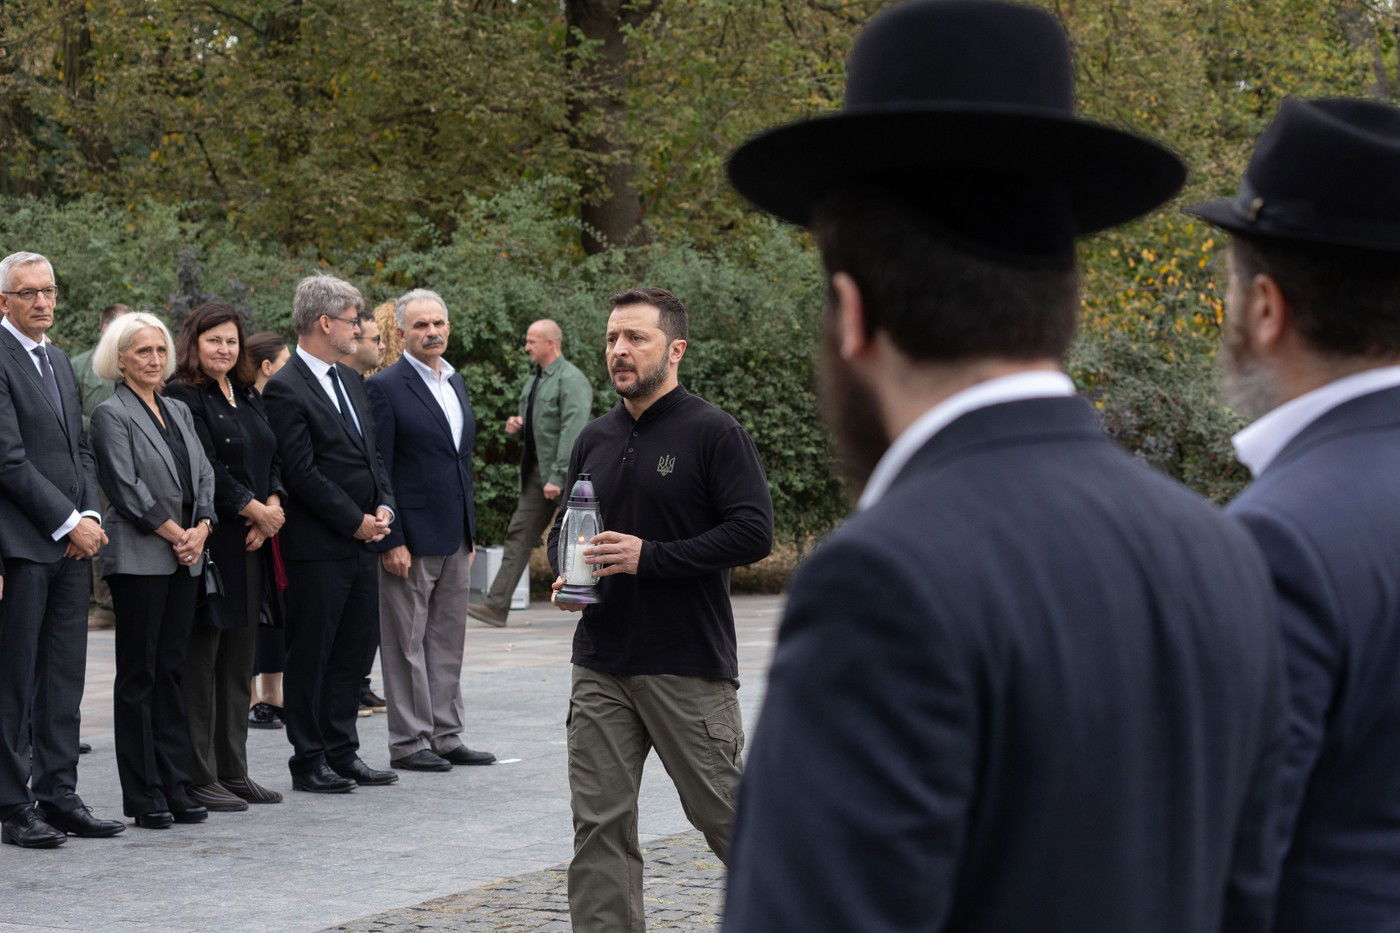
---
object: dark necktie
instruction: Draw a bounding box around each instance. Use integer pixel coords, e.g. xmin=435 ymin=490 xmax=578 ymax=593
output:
xmin=326 ymin=366 xmax=363 ymax=445
xmin=32 ymin=346 xmax=64 ymax=418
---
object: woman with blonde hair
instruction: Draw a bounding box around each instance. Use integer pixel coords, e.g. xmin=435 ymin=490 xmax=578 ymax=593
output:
xmin=90 ymin=312 xmax=216 ymax=829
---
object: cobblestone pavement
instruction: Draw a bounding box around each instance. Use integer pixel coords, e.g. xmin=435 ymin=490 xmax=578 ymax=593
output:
xmin=327 ymin=831 xmax=722 ymax=932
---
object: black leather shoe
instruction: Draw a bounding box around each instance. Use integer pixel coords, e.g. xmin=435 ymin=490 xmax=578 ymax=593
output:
xmin=390 ymin=749 xmax=452 ymax=772
xmin=133 ymin=811 xmax=174 ymax=829
xmin=358 ymin=689 xmax=387 ymax=711
xmin=171 ymin=805 xmax=208 ymax=824
xmin=330 ymin=757 xmax=398 ymax=786
xmin=36 ymin=804 xmax=125 ymax=838
xmin=1 ymin=806 xmax=67 ymax=848
xmin=290 ymin=764 xmax=356 ymax=794
xmin=440 ymin=745 xmax=497 ymax=766
xmin=78 ymin=742 xmax=92 ymax=755
xmin=248 ymin=702 xmax=283 ymax=730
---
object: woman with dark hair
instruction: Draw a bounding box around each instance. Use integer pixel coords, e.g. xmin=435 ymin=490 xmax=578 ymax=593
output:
xmin=243 ymin=332 xmax=291 ymax=730
xmin=164 ymin=304 xmax=286 ymax=809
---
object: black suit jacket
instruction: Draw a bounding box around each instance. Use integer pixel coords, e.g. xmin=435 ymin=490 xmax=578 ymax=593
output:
xmin=1228 ymin=385 xmax=1400 ymax=933
xmin=0 ymin=326 xmax=99 ymax=563
xmin=725 ymin=397 xmax=1286 ymax=932
xmin=365 ymin=357 xmax=475 ymax=557
xmin=262 ymin=352 xmax=394 ymax=561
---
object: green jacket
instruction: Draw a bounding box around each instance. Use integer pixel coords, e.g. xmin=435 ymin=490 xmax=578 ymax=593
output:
xmin=69 ymin=346 xmax=115 ymax=437
xmin=519 ymin=355 xmax=592 ymax=489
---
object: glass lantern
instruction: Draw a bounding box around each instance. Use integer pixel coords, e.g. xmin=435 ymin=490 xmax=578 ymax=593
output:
xmin=556 ymin=472 xmax=604 ymax=604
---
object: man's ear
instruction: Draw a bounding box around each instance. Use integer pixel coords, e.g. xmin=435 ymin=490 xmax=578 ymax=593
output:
xmin=669 ymin=337 xmax=687 ymax=365
xmin=832 ymin=272 xmax=870 ymax=360
xmin=1246 ymin=272 xmax=1291 ymax=350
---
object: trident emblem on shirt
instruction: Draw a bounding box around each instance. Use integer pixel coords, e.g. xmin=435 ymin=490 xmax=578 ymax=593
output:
xmin=657 ymin=454 xmax=676 ymax=477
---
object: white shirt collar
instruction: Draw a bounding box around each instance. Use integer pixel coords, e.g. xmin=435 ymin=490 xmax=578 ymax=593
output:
xmin=858 ymin=370 xmax=1076 ymax=510
xmin=404 ymin=351 xmax=450 ymax=382
xmin=1232 ymin=364 xmax=1400 ymax=476
xmin=2 ymin=315 xmax=47 ymax=352
xmin=295 ymin=343 xmax=335 ymax=379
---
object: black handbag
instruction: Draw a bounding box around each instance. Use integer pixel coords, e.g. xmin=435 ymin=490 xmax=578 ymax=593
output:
xmin=196 ymin=556 xmax=228 ymax=628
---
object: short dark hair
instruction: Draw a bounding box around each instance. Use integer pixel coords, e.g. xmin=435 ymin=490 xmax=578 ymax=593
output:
xmin=609 ymin=287 xmax=688 ymax=344
xmin=244 ymin=331 xmax=287 ymax=369
xmin=1230 ymin=234 xmax=1400 ymax=358
xmin=99 ymin=303 xmax=132 ymax=329
xmin=810 ymin=186 xmax=1080 ymax=363
xmin=173 ymin=301 xmax=257 ymax=387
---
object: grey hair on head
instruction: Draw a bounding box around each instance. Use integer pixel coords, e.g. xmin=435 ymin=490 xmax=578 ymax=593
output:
xmin=291 ymin=274 xmax=364 ymax=336
xmin=394 ymin=288 xmax=449 ymax=328
xmin=0 ymin=251 xmax=52 ymax=293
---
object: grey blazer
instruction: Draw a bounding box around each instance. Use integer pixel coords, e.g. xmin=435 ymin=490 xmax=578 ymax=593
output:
xmin=91 ymin=385 xmax=215 ymax=577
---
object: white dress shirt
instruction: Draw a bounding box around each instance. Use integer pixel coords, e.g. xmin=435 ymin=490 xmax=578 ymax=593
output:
xmin=296 ymin=344 xmax=364 ymax=436
xmin=858 ymin=370 xmax=1077 ymax=510
xmin=2 ymin=315 xmax=100 ymax=539
xmin=404 ymin=352 xmax=464 ymax=450
xmin=1232 ymin=364 xmax=1400 ymax=477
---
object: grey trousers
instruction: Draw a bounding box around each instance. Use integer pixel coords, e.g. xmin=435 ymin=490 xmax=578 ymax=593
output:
xmin=566 ymin=665 xmax=744 ymax=933
xmin=484 ymin=465 xmax=558 ymax=614
xmin=378 ymin=540 xmax=472 ymax=758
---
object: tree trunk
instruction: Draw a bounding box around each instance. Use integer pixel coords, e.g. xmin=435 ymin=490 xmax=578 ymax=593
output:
xmin=565 ymin=0 xmax=658 ymax=254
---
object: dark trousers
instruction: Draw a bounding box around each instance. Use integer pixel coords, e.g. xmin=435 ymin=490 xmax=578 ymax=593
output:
xmin=0 ymin=557 xmax=90 ymax=818
xmin=109 ymin=571 xmax=199 ymax=816
xmin=183 ymin=553 xmax=260 ymax=784
xmin=283 ymin=552 xmax=378 ymax=773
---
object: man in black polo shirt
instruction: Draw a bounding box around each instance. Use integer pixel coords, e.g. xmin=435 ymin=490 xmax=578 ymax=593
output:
xmin=548 ymin=286 xmax=773 ymax=932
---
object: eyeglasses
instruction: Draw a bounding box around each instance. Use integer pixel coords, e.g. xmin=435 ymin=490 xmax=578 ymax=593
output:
xmin=2 ymin=287 xmax=59 ymax=303
xmin=325 ymin=314 xmax=361 ymax=327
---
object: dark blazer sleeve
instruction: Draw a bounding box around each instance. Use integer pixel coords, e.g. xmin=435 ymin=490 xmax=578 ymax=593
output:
xmin=249 ymin=391 xmax=285 ymax=499
xmin=262 ymin=371 xmax=366 ymax=539
xmin=355 ymin=373 xmax=396 ymax=519
xmin=365 ymin=375 xmax=401 ymax=552
xmin=164 ymin=381 xmax=257 ymax=518
xmin=0 ymin=356 xmax=86 ymax=536
xmin=724 ymin=537 xmax=976 ymax=931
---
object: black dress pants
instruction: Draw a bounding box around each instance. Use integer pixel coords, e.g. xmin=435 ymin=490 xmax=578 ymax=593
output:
xmin=183 ymin=553 xmax=261 ymax=784
xmin=0 ymin=557 xmax=90 ymax=818
xmin=109 ymin=571 xmax=199 ymax=816
xmin=283 ymin=552 xmax=378 ymax=774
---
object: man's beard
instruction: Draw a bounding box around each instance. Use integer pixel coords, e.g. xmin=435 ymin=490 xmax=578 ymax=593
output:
xmin=613 ymin=355 xmax=669 ymax=400
xmin=1218 ymin=312 xmax=1282 ymax=423
xmin=818 ymin=314 xmax=890 ymax=494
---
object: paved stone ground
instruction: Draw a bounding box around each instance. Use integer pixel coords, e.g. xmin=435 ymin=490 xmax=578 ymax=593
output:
xmin=0 ymin=595 xmax=781 ymax=932
xmin=328 ymin=832 xmax=722 ymax=932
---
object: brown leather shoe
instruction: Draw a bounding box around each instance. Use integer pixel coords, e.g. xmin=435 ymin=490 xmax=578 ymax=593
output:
xmin=466 ymin=601 xmax=508 ymax=627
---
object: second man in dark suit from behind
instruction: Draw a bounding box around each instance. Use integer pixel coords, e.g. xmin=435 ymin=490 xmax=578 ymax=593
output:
xmin=467 ymin=319 xmax=591 ymax=627
xmin=263 ymin=274 xmax=398 ymax=794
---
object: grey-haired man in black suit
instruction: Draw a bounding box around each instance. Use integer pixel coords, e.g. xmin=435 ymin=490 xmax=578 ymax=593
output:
xmin=0 ymin=250 xmax=123 ymax=847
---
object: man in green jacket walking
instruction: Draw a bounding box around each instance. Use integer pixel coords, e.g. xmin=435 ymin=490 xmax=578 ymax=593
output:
xmin=469 ymin=319 xmax=592 ymax=626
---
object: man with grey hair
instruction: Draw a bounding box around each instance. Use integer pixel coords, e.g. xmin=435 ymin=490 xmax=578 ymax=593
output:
xmin=263 ymin=274 xmax=399 ymax=793
xmin=467 ymin=318 xmax=591 ymax=627
xmin=366 ymin=289 xmax=495 ymax=771
xmin=0 ymin=251 xmax=123 ymax=846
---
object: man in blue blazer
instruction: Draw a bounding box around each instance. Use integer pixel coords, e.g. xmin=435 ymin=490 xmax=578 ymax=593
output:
xmin=1189 ymin=98 xmax=1400 ymax=932
xmin=0 ymin=251 xmax=122 ymax=847
xmin=366 ymin=289 xmax=494 ymax=772
xmin=721 ymin=2 xmax=1286 ymax=930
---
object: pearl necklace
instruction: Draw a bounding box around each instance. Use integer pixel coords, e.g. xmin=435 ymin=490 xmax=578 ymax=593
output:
xmin=220 ymin=377 xmax=236 ymax=405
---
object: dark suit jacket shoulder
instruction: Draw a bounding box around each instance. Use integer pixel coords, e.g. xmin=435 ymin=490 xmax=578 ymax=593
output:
xmin=726 ymin=396 xmax=1286 ymax=933
xmin=0 ymin=327 xmax=99 ymax=562
xmin=365 ymin=356 xmax=475 ymax=557
xmin=263 ymin=352 xmax=394 ymax=560
xmin=1227 ymin=385 xmax=1400 ymax=932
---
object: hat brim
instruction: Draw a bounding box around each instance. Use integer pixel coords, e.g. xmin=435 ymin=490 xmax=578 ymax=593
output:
xmin=1185 ymin=198 xmax=1400 ymax=252
xmin=727 ymin=106 xmax=1186 ymax=234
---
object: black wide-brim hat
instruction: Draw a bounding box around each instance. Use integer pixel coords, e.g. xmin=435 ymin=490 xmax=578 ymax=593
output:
xmin=1187 ymin=97 xmax=1400 ymax=252
xmin=727 ymin=0 xmax=1186 ymax=242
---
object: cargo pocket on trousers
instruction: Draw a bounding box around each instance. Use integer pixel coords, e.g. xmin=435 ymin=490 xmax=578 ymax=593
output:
xmin=703 ymin=701 xmax=744 ymax=788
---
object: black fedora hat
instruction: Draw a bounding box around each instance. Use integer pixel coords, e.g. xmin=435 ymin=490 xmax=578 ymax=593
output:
xmin=1187 ymin=97 xmax=1400 ymax=252
xmin=727 ymin=0 xmax=1185 ymax=238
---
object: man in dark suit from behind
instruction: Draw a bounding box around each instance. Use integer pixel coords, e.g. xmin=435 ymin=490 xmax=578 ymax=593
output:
xmin=722 ymin=3 xmax=1286 ymax=930
xmin=366 ymin=288 xmax=495 ymax=772
xmin=0 ymin=250 xmax=123 ymax=847
xmin=263 ymin=274 xmax=399 ymax=793
xmin=1189 ymin=98 xmax=1400 ymax=932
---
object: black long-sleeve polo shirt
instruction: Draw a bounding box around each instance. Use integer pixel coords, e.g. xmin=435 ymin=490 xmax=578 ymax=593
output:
xmin=549 ymin=385 xmax=774 ymax=679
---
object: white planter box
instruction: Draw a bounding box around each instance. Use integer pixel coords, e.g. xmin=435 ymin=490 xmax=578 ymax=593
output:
xmin=469 ymin=545 xmax=529 ymax=610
